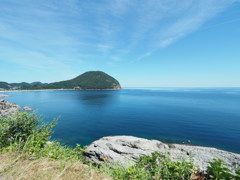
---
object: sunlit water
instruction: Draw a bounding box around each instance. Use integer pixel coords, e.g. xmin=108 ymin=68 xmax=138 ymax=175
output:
xmin=3 ymin=88 xmax=240 ymax=153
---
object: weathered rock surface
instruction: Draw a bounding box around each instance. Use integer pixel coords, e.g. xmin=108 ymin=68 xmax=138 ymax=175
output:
xmin=85 ymin=136 xmax=240 ymax=172
xmin=0 ymin=94 xmax=10 ymax=98
xmin=0 ymin=99 xmax=20 ymax=116
xmin=24 ymin=106 xmax=33 ymax=111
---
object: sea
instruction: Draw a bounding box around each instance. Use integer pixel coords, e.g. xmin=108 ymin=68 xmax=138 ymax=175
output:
xmin=3 ymin=88 xmax=240 ymax=153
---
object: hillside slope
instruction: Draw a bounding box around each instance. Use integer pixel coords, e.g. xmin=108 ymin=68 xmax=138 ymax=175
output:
xmin=21 ymin=71 xmax=121 ymax=90
xmin=46 ymin=71 xmax=121 ymax=90
xmin=1 ymin=71 xmax=121 ymax=90
xmin=0 ymin=81 xmax=46 ymax=90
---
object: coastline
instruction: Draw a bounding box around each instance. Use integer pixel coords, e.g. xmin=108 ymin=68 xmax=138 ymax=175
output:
xmin=1 ymin=97 xmax=240 ymax=172
xmin=0 ymin=88 xmax=122 ymax=93
xmin=0 ymin=89 xmax=76 ymax=93
xmin=0 ymin=94 xmax=11 ymax=98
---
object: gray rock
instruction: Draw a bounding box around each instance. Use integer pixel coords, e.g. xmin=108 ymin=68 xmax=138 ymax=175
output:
xmin=85 ymin=136 xmax=240 ymax=172
xmin=24 ymin=106 xmax=33 ymax=111
xmin=0 ymin=94 xmax=10 ymax=98
xmin=0 ymin=99 xmax=20 ymax=116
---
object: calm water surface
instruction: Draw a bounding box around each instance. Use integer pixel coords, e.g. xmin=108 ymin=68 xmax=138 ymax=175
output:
xmin=4 ymin=88 xmax=240 ymax=153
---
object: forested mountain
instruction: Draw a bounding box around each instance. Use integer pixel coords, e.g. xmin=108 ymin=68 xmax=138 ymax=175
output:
xmin=0 ymin=81 xmax=47 ymax=90
xmin=1 ymin=71 xmax=121 ymax=90
xmin=44 ymin=71 xmax=121 ymax=90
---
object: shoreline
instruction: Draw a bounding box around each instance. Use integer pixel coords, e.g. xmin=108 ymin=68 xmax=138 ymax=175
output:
xmin=0 ymin=88 xmax=122 ymax=93
xmin=0 ymin=94 xmax=11 ymax=98
xmin=0 ymin=89 xmax=75 ymax=93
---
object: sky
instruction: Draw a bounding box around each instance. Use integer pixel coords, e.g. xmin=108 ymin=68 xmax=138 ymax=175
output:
xmin=0 ymin=0 xmax=240 ymax=87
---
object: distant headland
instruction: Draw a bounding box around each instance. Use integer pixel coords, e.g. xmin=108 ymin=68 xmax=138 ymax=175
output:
xmin=0 ymin=71 xmax=121 ymax=91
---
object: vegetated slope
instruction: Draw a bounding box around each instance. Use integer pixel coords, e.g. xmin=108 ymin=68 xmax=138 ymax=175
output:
xmin=43 ymin=71 xmax=121 ymax=90
xmin=0 ymin=82 xmax=11 ymax=90
xmin=1 ymin=71 xmax=121 ymax=90
xmin=0 ymin=81 xmax=46 ymax=90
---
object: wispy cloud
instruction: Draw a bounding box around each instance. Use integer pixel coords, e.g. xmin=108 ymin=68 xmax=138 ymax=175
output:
xmin=0 ymin=0 xmax=238 ymax=76
xmin=128 ymin=0 xmax=238 ymax=60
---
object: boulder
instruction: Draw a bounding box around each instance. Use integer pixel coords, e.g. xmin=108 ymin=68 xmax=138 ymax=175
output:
xmin=24 ymin=106 xmax=33 ymax=111
xmin=0 ymin=100 xmax=20 ymax=116
xmin=85 ymin=136 xmax=240 ymax=172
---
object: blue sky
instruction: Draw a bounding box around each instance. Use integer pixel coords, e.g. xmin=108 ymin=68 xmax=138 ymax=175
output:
xmin=0 ymin=0 xmax=240 ymax=87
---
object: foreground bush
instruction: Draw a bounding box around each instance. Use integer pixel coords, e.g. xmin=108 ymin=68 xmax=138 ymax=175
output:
xmin=0 ymin=111 xmax=54 ymax=150
xmin=0 ymin=111 xmax=86 ymax=160
xmin=207 ymin=158 xmax=240 ymax=180
xmin=100 ymin=152 xmax=197 ymax=180
xmin=100 ymin=153 xmax=240 ymax=180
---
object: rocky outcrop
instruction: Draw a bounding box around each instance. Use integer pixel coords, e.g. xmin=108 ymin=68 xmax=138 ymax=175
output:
xmin=0 ymin=100 xmax=20 ymax=116
xmin=24 ymin=106 xmax=33 ymax=111
xmin=112 ymin=84 xmax=121 ymax=90
xmin=85 ymin=136 xmax=240 ymax=172
xmin=0 ymin=94 xmax=10 ymax=98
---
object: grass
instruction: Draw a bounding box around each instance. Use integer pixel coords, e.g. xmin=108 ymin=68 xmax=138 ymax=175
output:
xmin=0 ymin=152 xmax=111 ymax=180
xmin=0 ymin=111 xmax=111 ymax=180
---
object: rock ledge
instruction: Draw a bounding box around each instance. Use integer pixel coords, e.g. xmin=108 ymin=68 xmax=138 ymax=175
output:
xmin=85 ymin=136 xmax=240 ymax=172
xmin=0 ymin=100 xmax=20 ymax=116
xmin=0 ymin=94 xmax=10 ymax=98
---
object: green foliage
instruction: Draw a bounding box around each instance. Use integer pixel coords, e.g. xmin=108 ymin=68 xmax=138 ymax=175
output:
xmin=0 ymin=111 xmax=55 ymax=149
xmin=102 ymin=154 xmax=240 ymax=180
xmin=236 ymin=168 xmax=240 ymax=180
xmin=0 ymin=111 xmax=86 ymax=161
xmin=207 ymin=158 xmax=239 ymax=180
xmin=100 ymin=152 xmax=196 ymax=180
xmin=28 ymin=142 xmax=87 ymax=160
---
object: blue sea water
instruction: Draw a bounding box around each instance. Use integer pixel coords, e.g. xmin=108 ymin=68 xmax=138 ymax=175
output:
xmin=3 ymin=88 xmax=240 ymax=153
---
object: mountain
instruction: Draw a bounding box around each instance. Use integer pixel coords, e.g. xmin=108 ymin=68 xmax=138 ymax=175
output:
xmin=0 ymin=82 xmax=31 ymax=90
xmin=0 ymin=82 xmax=12 ymax=90
xmin=0 ymin=81 xmax=47 ymax=90
xmin=43 ymin=71 xmax=121 ymax=90
xmin=30 ymin=82 xmax=48 ymax=86
xmin=10 ymin=82 xmax=31 ymax=88
xmin=1 ymin=71 xmax=121 ymax=90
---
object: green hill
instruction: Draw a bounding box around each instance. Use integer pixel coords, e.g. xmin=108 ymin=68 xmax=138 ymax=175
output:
xmin=21 ymin=71 xmax=121 ymax=90
xmin=0 ymin=82 xmax=11 ymax=90
xmin=0 ymin=82 xmax=47 ymax=90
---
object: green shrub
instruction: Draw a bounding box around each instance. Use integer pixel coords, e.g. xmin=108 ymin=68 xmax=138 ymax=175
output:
xmin=0 ymin=111 xmax=56 ymax=150
xmin=102 ymin=154 xmax=240 ymax=180
xmin=100 ymin=162 xmax=151 ymax=180
xmin=29 ymin=142 xmax=87 ymax=160
xmin=236 ymin=168 xmax=240 ymax=180
xmin=136 ymin=152 xmax=195 ymax=180
xmin=0 ymin=111 xmax=86 ymax=161
xmin=207 ymin=158 xmax=236 ymax=180
xmin=100 ymin=152 xmax=196 ymax=180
